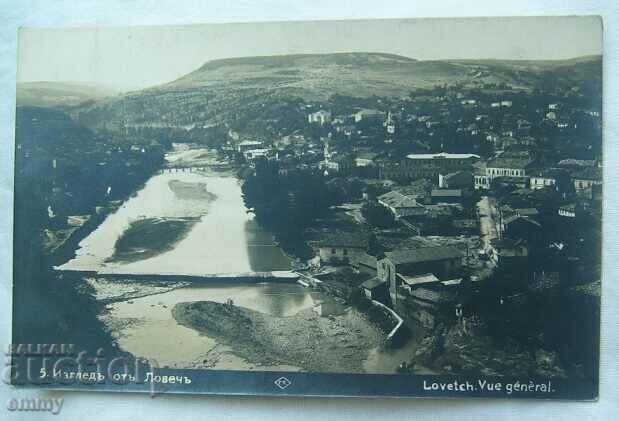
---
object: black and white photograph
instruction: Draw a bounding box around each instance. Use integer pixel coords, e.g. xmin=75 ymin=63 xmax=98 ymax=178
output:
xmin=10 ymin=15 xmax=603 ymax=400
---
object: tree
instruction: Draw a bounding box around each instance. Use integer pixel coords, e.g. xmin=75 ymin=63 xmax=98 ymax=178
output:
xmin=241 ymin=162 xmax=337 ymax=258
xmin=361 ymin=201 xmax=396 ymax=228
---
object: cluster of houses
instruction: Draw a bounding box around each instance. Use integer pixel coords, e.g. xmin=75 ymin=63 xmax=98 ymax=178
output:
xmin=316 ymin=230 xmax=467 ymax=329
xmin=225 ymin=88 xmax=602 ymax=332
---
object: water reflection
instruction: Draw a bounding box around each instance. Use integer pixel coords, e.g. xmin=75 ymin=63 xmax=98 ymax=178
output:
xmin=107 ymin=282 xmax=325 ymax=368
xmin=245 ymin=220 xmax=292 ymax=272
xmin=60 ymin=171 xmax=292 ymax=274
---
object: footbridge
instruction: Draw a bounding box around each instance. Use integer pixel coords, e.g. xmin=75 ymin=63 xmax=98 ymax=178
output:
xmin=55 ymin=268 xmax=300 ymax=284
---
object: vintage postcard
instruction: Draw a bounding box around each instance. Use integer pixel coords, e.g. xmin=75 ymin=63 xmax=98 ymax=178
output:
xmin=11 ymin=16 xmax=602 ymax=399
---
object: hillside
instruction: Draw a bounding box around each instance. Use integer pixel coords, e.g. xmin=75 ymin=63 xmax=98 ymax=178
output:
xmin=69 ymin=52 xmax=602 ymax=131
xmin=16 ymin=81 xmax=119 ymax=108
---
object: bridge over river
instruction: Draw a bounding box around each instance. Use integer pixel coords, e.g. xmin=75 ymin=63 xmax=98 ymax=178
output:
xmin=159 ymin=166 xmax=207 ymax=174
xmin=159 ymin=163 xmax=232 ymax=174
xmin=56 ymin=268 xmax=300 ymax=284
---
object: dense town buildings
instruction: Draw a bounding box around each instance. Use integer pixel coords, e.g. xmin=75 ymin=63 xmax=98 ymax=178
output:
xmin=230 ymin=76 xmax=601 ymax=372
xmin=380 ymin=153 xmax=480 ymax=182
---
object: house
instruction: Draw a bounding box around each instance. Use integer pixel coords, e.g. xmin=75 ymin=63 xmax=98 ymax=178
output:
xmin=378 ymin=247 xmax=463 ymax=328
xmin=485 ymin=131 xmax=500 ymax=146
xmin=502 ymin=215 xmax=542 ymax=244
xmin=492 ymin=176 xmax=529 ymax=190
xmin=388 ymin=271 xmax=461 ymax=328
xmin=397 ymin=272 xmax=441 ymax=291
xmin=438 ymin=170 xmax=474 ymax=189
xmin=405 ymin=153 xmax=479 ymax=178
xmin=431 ymin=189 xmax=464 ymax=204
xmin=502 ymin=136 xmax=537 ymax=149
xmin=378 ymin=246 xmax=464 ymax=295
xmin=324 ymin=155 xmax=355 ymax=174
xmin=354 ymin=109 xmax=386 ymax=123
xmin=464 ymin=122 xmax=479 ymax=135
xmin=360 ymin=277 xmax=389 ymax=302
xmin=473 ymin=162 xmax=491 ymax=190
xmin=485 ymin=156 xmax=535 ymax=180
xmin=529 ymin=169 xmax=569 ymax=192
xmin=355 ymin=151 xmax=379 ymax=167
xmin=284 ymin=134 xmax=307 ymax=147
xmin=451 ymin=219 xmax=478 ymax=235
xmin=353 ymin=252 xmax=378 ymax=276
xmin=558 ymin=203 xmax=577 ymax=218
xmin=557 ymin=159 xmax=596 ymax=170
xmin=557 ymin=119 xmax=571 ymax=129
xmin=381 ymin=153 xmax=480 ymax=181
xmin=237 ymin=140 xmax=263 ymax=153
xmin=500 ymin=205 xmax=539 ymax=220
xmin=404 ymin=284 xmax=458 ymax=328
xmin=490 ymin=238 xmax=529 ymax=267
xmin=243 ymin=148 xmax=271 ymax=161
xmin=377 ymin=190 xmax=426 ymax=219
xmin=558 ymin=201 xmax=593 ymax=219
xmin=421 ymin=203 xmax=463 ymax=222
xmin=572 ymin=167 xmax=602 ymax=195
xmin=318 ymin=232 xmax=369 ymax=266
xmin=308 ymin=110 xmax=332 ymax=125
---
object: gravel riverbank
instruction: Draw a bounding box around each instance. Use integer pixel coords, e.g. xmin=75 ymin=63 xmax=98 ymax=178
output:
xmin=172 ymin=300 xmax=385 ymax=373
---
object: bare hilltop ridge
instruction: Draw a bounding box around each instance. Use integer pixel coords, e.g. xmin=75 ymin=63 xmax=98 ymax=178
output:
xmin=16 ymin=81 xmax=120 ymax=108
xmin=168 ymin=52 xmax=602 ymax=93
xmin=19 ymin=52 xmax=601 ymax=131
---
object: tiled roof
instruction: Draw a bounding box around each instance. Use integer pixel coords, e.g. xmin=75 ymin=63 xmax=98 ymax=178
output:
xmin=378 ymin=191 xmax=423 ymax=209
xmin=431 ymin=189 xmax=463 ymax=197
xmin=443 ymin=170 xmax=472 ymax=180
xmin=397 ymin=273 xmax=440 ymax=286
xmin=318 ymin=232 xmax=368 ymax=248
xmin=361 ymin=277 xmax=386 ymax=290
xmin=487 ymin=156 xmax=535 ymax=169
xmin=355 ymin=109 xmax=385 ymax=117
xmin=572 ymin=166 xmax=602 ymax=181
xmin=514 ymin=208 xmax=539 ymax=217
xmin=385 ymin=246 xmax=464 ymax=265
xmin=503 ymin=215 xmax=542 ymax=227
xmin=529 ymin=168 xmax=566 ymax=178
xmin=355 ymin=253 xmax=377 ymax=269
xmin=491 ymin=237 xmax=526 ymax=249
xmin=406 ymin=152 xmax=480 ymax=160
xmin=558 ymin=159 xmax=596 ymax=167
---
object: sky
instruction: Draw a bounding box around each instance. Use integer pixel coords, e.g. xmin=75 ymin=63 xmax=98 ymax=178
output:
xmin=17 ymin=16 xmax=603 ymax=91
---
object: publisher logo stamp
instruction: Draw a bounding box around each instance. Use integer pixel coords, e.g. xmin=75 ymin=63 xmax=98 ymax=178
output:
xmin=274 ymin=376 xmax=292 ymax=390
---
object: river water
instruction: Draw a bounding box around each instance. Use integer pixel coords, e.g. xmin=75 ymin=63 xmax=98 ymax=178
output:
xmin=59 ymin=172 xmax=291 ymax=274
xmin=106 ymin=283 xmax=321 ymax=370
xmin=58 ymin=146 xmax=328 ymax=370
xmin=59 ymin=146 xmax=414 ymax=373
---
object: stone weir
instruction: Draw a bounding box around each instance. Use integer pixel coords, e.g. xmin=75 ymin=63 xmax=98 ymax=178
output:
xmin=54 ymin=269 xmax=299 ymax=284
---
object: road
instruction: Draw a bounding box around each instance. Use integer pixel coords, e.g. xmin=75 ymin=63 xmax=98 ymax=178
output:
xmin=477 ymin=195 xmax=500 ymax=252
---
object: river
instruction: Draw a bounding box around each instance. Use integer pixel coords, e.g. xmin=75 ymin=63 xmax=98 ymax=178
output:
xmin=104 ymin=283 xmax=321 ymax=370
xmin=58 ymin=145 xmax=327 ymax=370
xmin=59 ymin=145 xmax=415 ymax=373
xmin=59 ymin=167 xmax=291 ymax=274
